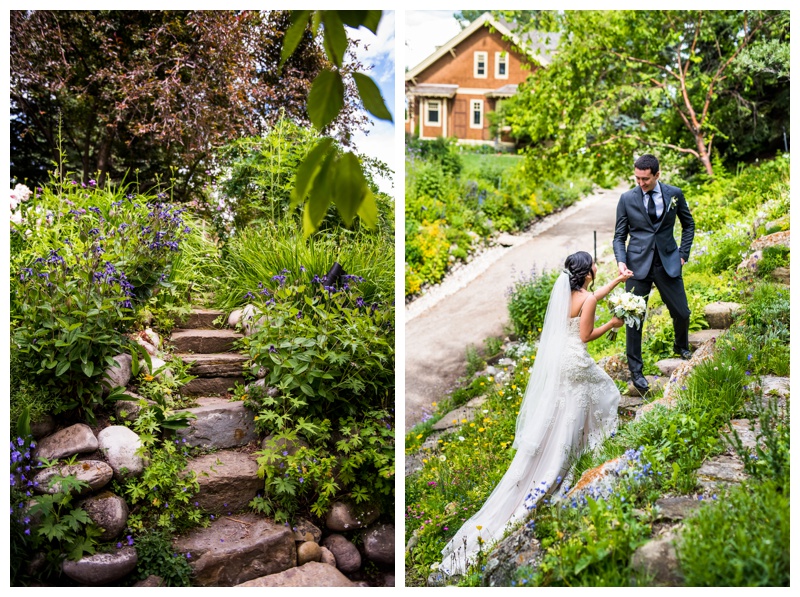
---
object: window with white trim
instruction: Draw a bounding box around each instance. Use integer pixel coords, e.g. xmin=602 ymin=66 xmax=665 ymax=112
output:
xmin=474 ymin=51 xmax=488 ymax=78
xmin=495 ymin=51 xmax=508 ymax=78
xmin=470 ymin=99 xmax=483 ymax=128
xmin=425 ymin=99 xmax=441 ymax=126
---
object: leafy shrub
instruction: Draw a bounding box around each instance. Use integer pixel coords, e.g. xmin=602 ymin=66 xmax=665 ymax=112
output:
xmin=131 ymin=530 xmax=193 ymax=587
xmin=756 ymin=244 xmax=789 ymax=277
xmin=506 ymin=267 xmax=561 ymax=337
xmin=677 ymin=479 xmax=789 ymax=586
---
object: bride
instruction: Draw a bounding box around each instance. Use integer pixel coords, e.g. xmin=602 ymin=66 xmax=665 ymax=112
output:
xmin=440 ymin=251 xmax=632 ymax=575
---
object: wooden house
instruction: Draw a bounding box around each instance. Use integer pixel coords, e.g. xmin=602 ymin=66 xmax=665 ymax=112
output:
xmin=405 ymin=12 xmax=558 ymax=148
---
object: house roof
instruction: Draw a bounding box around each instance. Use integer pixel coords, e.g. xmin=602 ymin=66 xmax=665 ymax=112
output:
xmin=406 ymin=12 xmax=560 ymax=82
xmin=407 ymin=83 xmax=458 ymax=98
xmin=486 ymin=84 xmax=519 ymax=98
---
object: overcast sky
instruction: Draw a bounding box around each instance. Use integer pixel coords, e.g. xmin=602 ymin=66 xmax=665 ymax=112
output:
xmin=349 ymin=10 xmax=396 ymax=195
xmin=405 ymin=10 xmax=462 ymax=71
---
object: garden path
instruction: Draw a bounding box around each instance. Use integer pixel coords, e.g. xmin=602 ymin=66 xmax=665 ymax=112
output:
xmin=404 ymin=181 xmax=628 ymax=431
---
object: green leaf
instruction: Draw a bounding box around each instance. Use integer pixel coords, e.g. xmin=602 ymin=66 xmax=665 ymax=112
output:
xmin=291 ymin=137 xmax=335 ymax=207
xmin=352 ymin=72 xmax=392 ymax=122
xmin=331 ymin=152 xmax=368 ymax=226
xmin=300 ymin=383 xmax=314 ymax=397
xmin=307 ymin=70 xmax=344 ymax=131
xmin=357 ymin=189 xmax=379 ymax=229
xmin=303 ymin=150 xmax=336 ymax=237
xmin=337 ymin=10 xmax=382 ymax=34
xmin=82 ymin=360 xmax=94 ymax=378
xmin=279 ymin=11 xmax=312 ymax=70
xmin=55 ymin=360 xmax=71 ymax=377
xmin=321 ymin=12 xmax=347 ymax=68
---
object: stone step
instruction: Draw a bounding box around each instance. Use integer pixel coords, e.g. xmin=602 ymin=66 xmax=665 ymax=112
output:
xmin=703 ymin=301 xmax=742 ymax=329
xmin=180 ymin=376 xmax=246 ymax=396
xmin=175 ymin=397 xmax=258 ymax=449
xmin=176 ymin=352 xmax=249 ymax=378
xmin=237 ymin=562 xmax=355 ymax=587
xmin=169 ymin=328 xmax=243 ymax=354
xmin=688 ymin=328 xmax=724 ymax=350
xmin=186 ymin=450 xmax=262 ymax=515
xmin=172 ymin=513 xmax=296 ymax=586
xmin=179 ymin=308 xmax=227 ymax=329
xmin=655 ymin=358 xmax=685 ymax=377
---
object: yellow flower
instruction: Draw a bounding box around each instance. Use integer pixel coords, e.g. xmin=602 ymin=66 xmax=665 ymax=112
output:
xmin=478 ymin=427 xmax=485 ymax=433
xmin=432 ymin=401 xmax=437 ymax=407
xmin=498 ymin=390 xmax=504 ymax=396
xmin=416 ymin=434 xmax=422 ymax=439
xmin=469 ymin=423 xmax=475 ymax=428
xmin=461 ymin=418 xmax=467 ymax=423
xmin=476 ymin=525 xmax=483 ymax=531
xmin=488 ymin=376 xmax=494 ymax=381
xmin=511 ymin=384 xmax=517 ymax=390
xmin=144 ymin=374 xmax=154 ymax=382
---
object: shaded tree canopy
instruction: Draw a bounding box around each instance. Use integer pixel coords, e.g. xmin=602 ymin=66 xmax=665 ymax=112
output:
xmin=10 ymin=10 xmax=367 ymax=199
xmin=495 ymin=10 xmax=789 ymax=181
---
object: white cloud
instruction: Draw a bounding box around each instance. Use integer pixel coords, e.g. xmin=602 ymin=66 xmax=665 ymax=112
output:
xmin=405 ymin=11 xmax=462 ymax=71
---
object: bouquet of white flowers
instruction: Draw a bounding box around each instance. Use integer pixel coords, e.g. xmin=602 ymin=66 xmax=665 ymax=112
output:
xmin=606 ymin=290 xmax=647 ymax=341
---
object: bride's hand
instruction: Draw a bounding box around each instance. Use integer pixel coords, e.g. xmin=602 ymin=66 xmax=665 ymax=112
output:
xmin=616 ymin=271 xmax=633 ymax=284
xmin=610 ymin=316 xmax=625 ymax=329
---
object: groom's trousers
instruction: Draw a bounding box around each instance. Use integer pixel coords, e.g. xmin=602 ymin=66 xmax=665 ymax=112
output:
xmin=624 ymin=252 xmax=691 ymax=376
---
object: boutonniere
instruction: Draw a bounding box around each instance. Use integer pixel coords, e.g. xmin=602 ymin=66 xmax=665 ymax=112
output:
xmin=669 ymin=196 xmax=678 ymax=211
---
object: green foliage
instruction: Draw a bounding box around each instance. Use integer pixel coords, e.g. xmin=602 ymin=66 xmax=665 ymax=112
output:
xmin=9 ymin=349 xmax=61 ymax=434
xmin=465 ymin=345 xmax=486 ymax=378
xmin=727 ymin=395 xmax=789 ymax=489
xmin=241 ymin=274 xmax=393 ymax=427
xmin=506 ymin=267 xmax=561 ymax=337
xmin=756 ymin=245 xmax=789 ymax=277
xmin=677 ymin=479 xmax=789 ymax=586
xmin=251 ymin=409 xmax=394 ymax=522
xmin=131 ymin=530 xmax=193 ymax=587
xmin=10 ymin=178 xmax=190 ymax=420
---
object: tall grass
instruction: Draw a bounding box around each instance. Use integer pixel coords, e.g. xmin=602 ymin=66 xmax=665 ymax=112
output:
xmin=213 ymin=221 xmax=394 ymax=311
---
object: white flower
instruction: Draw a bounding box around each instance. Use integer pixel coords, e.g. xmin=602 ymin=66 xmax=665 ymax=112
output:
xmin=670 ymin=196 xmax=678 ymax=211
xmin=14 ymin=184 xmax=32 ymax=203
xmin=10 ymin=210 xmax=23 ymax=225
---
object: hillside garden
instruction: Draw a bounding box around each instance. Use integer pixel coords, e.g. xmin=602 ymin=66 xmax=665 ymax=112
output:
xmin=404 ymin=155 xmax=790 ymax=587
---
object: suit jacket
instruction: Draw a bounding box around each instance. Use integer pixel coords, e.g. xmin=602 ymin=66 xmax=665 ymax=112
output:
xmin=613 ymin=182 xmax=695 ymax=280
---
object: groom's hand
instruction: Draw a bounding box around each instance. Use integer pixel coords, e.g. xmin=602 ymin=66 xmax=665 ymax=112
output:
xmin=618 ymin=262 xmax=633 ymax=277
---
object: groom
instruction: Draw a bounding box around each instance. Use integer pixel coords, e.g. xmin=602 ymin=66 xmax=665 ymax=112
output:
xmin=613 ymin=154 xmax=695 ymax=394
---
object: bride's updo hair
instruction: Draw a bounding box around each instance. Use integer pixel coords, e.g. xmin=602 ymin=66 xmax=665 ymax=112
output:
xmin=564 ymin=251 xmax=594 ymax=291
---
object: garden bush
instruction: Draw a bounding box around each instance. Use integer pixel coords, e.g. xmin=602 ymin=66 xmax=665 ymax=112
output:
xmin=506 ymin=267 xmax=561 ymax=337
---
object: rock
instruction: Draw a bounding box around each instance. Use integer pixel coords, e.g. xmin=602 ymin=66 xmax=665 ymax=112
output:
xmin=297 ymin=541 xmax=322 ymax=565
xmin=599 ymin=354 xmax=629 ymax=381
xmin=33 ymin=461 xmax=113 ymax=496
xmin=30 ymin=415 xmax=56 ymax=439
xmin=173 ymin=513 xmax=295 ymax=586
xmin=757 ymin=375 xmax=790 ymax=404
xmin=696 ymin=454 xmax=747 ymax=490
xmin=653 ymin=497 xmax=703 ymax=521
xmin=292 ymin=518 xmax=322 ymax=544
xmin=114 ymin=394 xmax=154 ymax=423
xmin=186 ymin=451 xmax=261 ymax=515
xmin=245 ymin=378 xmax=280 ymax=396
xmin=383 ymin=573 xmax=396 ymax=587
xmin=322 ymin=534 xmax=361 ymax=573
xmin=134 ymin=575 xmax=164 ymax=587
xmin=141 ymin=356 xmax=172 ymax=382
xmin=34 ymin=423 xmax=98 ymax=462
xmin=325 ymin=501 xmax=380 ymax=532
xmin=176 ymin=352 xmax=248 ymax=377
xmin=175 ymin=397 xmax=258 ymax=449
xmin=228 ymin=309 xmax=243 ymax=328
xmin=320 ymin=546 xmax=337 ymax=567
xmin=240 ymin=303 xmax=267 ymax=336
xmin=483 ymin=524 xmax=541 ymax=587
xmin=62 ymin=546 xmax=138 ymax=586
xmin=181 ymin=308 xmax=225 ymax=329
xmin=630 ymin=531 xmax=683 ymax=586
xmin=770 ymin=266 xmax=790 ymax=285
xmin=133 ymin=329 xmax=159 ymax=356
xmin=655 ymin=358 xmax=685 ymax=377
xmin=495 ymin=233 xmax=520 ymax=247
xmin=431 ymin=395 xmax=487 ymax=432
xmin=363 ymin=523 xmax=394 ymax=565
xmin=179 ymin=376 xmax=245 ymax=396
xmin=750 ymin=230 xmax=790 ymax=251
xmin=567 ymin=452 xmax=640 ymax=503
xmin=703 ymin=301 xmax=742 ymax=329
xmin=168 ymin=328 xmax=243 ymax=354
xmin=79 ymin=492 xmax=129 ymax=540
xmin=723 ymin=419 xmax=761 ymax=452
xmin=236 ymin=562 xmax=355 ymax=587
xmin=737 ymin=250 xmax=762 ymax=273
xmin=102 ymin=353 xmax=133 ymax=393
xmin=97 ymin=426 xmax=144 ymax=480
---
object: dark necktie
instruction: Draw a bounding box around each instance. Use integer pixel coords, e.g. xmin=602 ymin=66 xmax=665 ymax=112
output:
xmin=646 ymin=191 xmax=658 ymax=223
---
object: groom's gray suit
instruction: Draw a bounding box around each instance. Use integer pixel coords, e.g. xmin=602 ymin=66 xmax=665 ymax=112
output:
xmin=613 ymin=181 xmax=695 ymax=378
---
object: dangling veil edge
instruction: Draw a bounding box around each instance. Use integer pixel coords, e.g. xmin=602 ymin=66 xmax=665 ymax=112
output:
xmin=512 ymin=271 xmax=572 ymax=455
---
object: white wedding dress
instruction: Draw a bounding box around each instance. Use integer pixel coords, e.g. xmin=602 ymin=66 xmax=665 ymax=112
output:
xmin=440 ymin=272 xmax=620 ymax=576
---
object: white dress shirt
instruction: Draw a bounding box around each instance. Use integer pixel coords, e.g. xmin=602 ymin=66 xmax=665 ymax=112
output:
xmin=643 ymin=182 xmax=664 ymax=218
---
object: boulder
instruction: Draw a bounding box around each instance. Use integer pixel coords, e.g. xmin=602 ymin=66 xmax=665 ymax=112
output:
xmin=362 ymin=523 xmax=395 ymax=565
xmin=322 ymin=534 xmax=361 ymax=573
xmin=599 ymin=354 xmax=629 ymax=382
xmin=431 ymin=395 xmax=487 ymax=432
xmin=653 ymin=497 xmax=703 ymax=521
xmin=696 ymin=454 xmax=747 ymax=490
xmin=114 ymin=394 xmax=154 ymax=423
xmin=97 ymin=426 xmax=144 ymax=480
xmin=630 ymin=531 xmax=683 ymax=586
xmin=30 ymin=415 xmax=56 ymax=440
xmin=655 ymin=358 xmax=685 ymax=377
xmin=33 ymin=461 xmax=113 ymax=496
xmin=62 ymin=546 xmax=138 ymax=586
xmin=292 ymin=518 xmax=322 ymax=544
xmin=325 ymin=501 xmax=380 ymax=532
xmin=186 ymin=450 xmax=261 ymax=515
xmin=175 ymin=397 xmax=258 ymax=449
xmin=79 ymin=491 xmax=129 ymax=540
xmin=102 ymin=353 xmax=133 ymax=393
xmin=236 ymin=561 xmax=355 ymax=587
xmin=703 ymin=301 xmax=742 ymax=329
xmin=320 ymin=546 xmax=337 ymax=568
xmin=483 ymin=524 xmax=541 ymax=587
xmin=228 ymin=309 xmax=243 ymax=328
xmin=134 ymin=575 xmax=164 ymax=587
xmin=771 ymin=266 xmax=790 ymax=285
xmin=173 ymin=513 xmax=295 ymax=586
xmin=297 ymin=541 xmax=322 ymax=565
xmin=750 ymin=230 xmax=790 ymax=251
xmin=34 ymin=424 xmax=98 ymax=462
xmin=737 ymin=250 xmax=762 ymax=273
xmin=140 ymin=356 xmax=172 ymax=382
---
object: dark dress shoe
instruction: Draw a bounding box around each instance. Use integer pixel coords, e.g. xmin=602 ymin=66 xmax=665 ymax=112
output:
xmin=631 ymin=374 xmax=649 ymax=395
xmin=676 ymin=348 xmax=692 ymax=360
